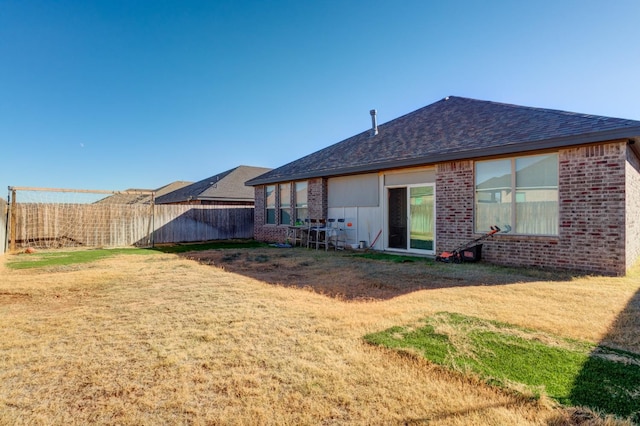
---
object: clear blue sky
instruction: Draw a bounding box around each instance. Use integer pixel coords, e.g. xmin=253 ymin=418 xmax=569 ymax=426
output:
xmin=2 ymin=0 xmax=639 ymax=194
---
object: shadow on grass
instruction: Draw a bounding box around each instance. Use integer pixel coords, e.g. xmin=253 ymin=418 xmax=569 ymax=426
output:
xmin=566 ymin=288 xmax=640 ymax=423
xmin=156 ymin=241 xmax=640 ymax=420
xmin=150 ymin=239 xmax=267 ymax=254
xmin=171 ymin=245 xmax=586 ymax=301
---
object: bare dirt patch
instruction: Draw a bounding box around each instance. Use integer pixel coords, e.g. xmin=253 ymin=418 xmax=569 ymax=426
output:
xmin=181 ymin=247 xmax=571 ymax=301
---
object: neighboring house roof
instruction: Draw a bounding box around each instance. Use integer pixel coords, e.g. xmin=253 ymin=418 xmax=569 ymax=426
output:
xmin=156 ymin=165 xmax=272 ymax=204
xmin=157 ymin=181 xmax=194 ymax=196
xmin=246 ymin=96 xmax=640 ymax=186
xmin=96 ymin=181 xmax=192 ymax=205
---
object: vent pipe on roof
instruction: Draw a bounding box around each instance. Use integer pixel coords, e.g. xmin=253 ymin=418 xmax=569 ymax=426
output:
xmin=370 ymin=109 xmax=378 ymax=137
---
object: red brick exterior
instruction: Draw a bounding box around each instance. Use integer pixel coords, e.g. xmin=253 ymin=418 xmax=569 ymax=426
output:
xmin=253 ymin=185 xmax=281 ymax=242
xmin=307 ymin=177 xmax=328 ymax=220
xmin=433 ymin=141 xmax=633 ymax=275
xmin=253 ymin=140 xmax=640 ymax=275
xmin=555 ymin=142 xmax=627 ymax=274
xmin=253 ymin=178 xmax=327 ymax=243
xmin=435 ymin=160 xmax=475 ymax=250
xmin=626 ymin=144 xmax=640 ymax=270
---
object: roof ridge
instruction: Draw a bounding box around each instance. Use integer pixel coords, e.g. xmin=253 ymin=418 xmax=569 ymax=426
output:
xmin=446 ymin=95 xmax=639 ymax=123
xmin=246 ymin=96 xmax=640 ymax=186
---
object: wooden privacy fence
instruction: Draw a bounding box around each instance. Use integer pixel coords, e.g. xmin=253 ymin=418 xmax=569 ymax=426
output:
xmin=152 ymin=205 xmax=254 ymax=244
xmin=1 ymin=198 xmax=7 ymax=255
xmin=9 ymin=203 xmax=254 ymax=250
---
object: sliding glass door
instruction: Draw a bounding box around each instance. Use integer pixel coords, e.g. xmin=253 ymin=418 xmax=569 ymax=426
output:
xmin=409 ymin=186 xmax=434 ymax=251
xmin=388 ymin=188 xmax=407 ymax=249
xmin=387 ymin=185 xmax=434 ymax=253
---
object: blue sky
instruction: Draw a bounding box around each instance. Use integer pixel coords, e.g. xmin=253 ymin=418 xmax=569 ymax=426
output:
xmin=1 ymin=0 xmax=639 ymax=194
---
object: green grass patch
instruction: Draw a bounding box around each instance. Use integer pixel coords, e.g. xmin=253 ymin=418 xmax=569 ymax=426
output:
xmin=152 ymin=239 xmax=267 ymax=253
xmin=364 ymin=312 xmax=640 ymax=421
xmin=6 ymin=248 xmax=154 ymax=270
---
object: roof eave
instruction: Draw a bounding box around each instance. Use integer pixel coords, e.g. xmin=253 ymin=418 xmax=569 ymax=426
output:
xmin=246 ymin=127 xmax=640 ymax=186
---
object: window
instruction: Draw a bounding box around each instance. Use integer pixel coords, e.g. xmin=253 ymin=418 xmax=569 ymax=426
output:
xmin=279 ymin=183 xmax=291 ymax=225
xmin=265 ymin=185 xmax=276 ymax=225
xmin=295 ymin=181 xmax=308 ymax=223
xmin=265 ymin=181 xmax=308 ymax=226
xmin=475 ymin=154 xmax=558 ymax=235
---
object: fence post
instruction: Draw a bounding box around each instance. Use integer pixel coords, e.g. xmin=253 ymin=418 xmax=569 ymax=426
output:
xmin=2 ymin=194 xmax=8 ymax=254
xmin=149 ymin=192 xmax=155 ymax=248
xmin=10 ymin=188 xmax=16 ymax=253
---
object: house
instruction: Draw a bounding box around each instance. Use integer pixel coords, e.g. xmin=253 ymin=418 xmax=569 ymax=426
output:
xmin=96 ymin=180 xmax=192 ymax=204
xmin=246 ymin=96 xmax=640 ymax=276
xmin=156 ymin=165 xmax=272 ymax=206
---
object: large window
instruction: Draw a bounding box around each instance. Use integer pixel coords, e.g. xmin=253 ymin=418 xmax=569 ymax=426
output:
xmin=265 ymin=185 xmax=276 ymax=225
xmin=295 ymin=181 xmax=308 ymax=223
xmin=265 ymin=181 xmax=308 ymax=226
xmin=475 ymin=154 xmax=558 ymax=235
xmin=279 ymin=183 xmax=291 ymax=225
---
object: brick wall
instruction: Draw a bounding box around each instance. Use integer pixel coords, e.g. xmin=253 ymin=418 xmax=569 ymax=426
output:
xmin=253 ymin=185 xmax=287 ymax=242
xmin=435 ymin=161 xmax=475 ymax=252
xmin=307 ymin=178 xmax=327 ymax=220
xmin=556 ymin=142 xmax=627 ymax=274
xmin=253 ymin=140 xmax=634 ymax=275
xmin=253 ymin=178 xmax=328 ymax=243
xmin=434 ymin=142 xmax=629 ymax=275
xmin=626 ymin=145 xmax=640 ymax=270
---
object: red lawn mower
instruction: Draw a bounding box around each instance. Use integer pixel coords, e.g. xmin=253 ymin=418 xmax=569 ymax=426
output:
xmin=435 ymin=225 xmax=510 ymax=263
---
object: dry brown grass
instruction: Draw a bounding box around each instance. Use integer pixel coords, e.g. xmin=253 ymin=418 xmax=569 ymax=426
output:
xmin=1 ymin=248 xmax=638 ymax=425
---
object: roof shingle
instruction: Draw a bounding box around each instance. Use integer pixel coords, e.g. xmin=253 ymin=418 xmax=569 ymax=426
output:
xmin=247 ymin=96 xmax=640 ymax=185
xmin=156 ymin=165 xmax=272 ymax=204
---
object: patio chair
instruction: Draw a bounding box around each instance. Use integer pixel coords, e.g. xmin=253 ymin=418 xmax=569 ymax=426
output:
xmin=327 ymin=218 xmax=347 ymax=250
xmin=307 ymin=218 xmax=329 ymax=250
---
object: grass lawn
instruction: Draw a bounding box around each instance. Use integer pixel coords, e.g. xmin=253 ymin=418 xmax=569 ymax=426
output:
xmin=5 ymin=239 xmax=266 ymax=269
xmin=1 ymin=244 xmax=639 ymax=425
xmin=364 ymin=312 xmax=640 ymax=422
xmin=151 ymin=239 xmax=267 ymax=253
xmin=5 ymin=247 xmax=152 ymax=269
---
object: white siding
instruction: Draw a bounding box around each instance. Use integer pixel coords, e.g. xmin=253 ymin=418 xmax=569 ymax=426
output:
xmin=385 ymin=168 xmax=435 ymax=186
xmin=328 ymin=174 xmax=379 ymax=207
xmin=327 ymin=174 xmax=382 ymax=248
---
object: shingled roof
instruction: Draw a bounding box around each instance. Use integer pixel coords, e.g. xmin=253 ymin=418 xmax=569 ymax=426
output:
xmin=246 ymin=96 xmax=640 ymax=186
xmin=156 ymin=165 xmax=272 ymax=204
xmin=95 ymin=180 xmax=192 ymax=205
